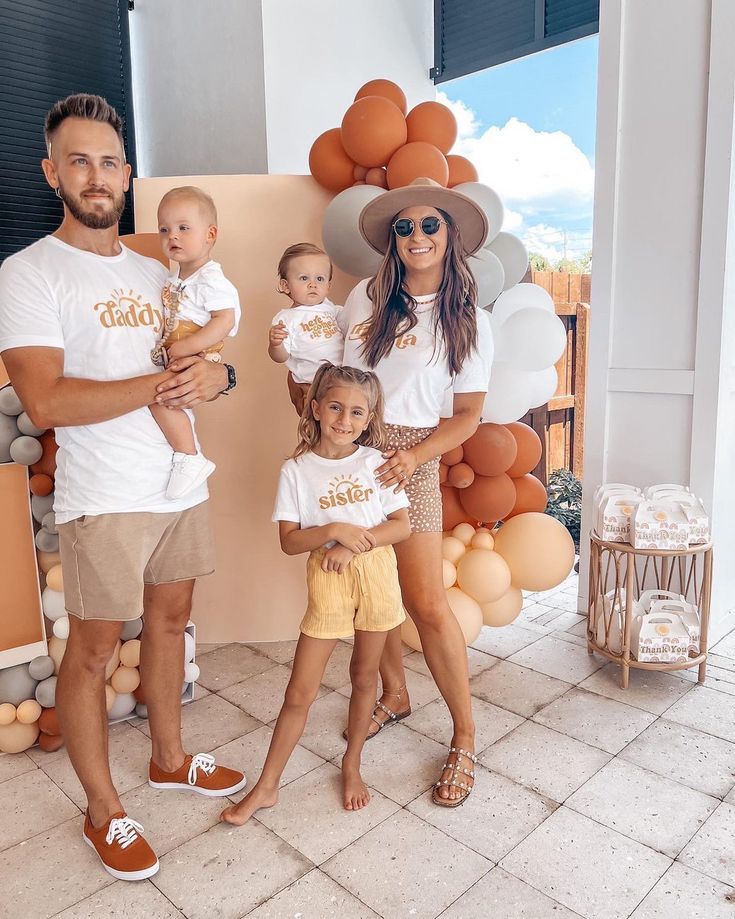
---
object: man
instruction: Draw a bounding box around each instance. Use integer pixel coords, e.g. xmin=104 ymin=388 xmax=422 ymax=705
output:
xmin=0 ymin=94 xmax=244 ymax=881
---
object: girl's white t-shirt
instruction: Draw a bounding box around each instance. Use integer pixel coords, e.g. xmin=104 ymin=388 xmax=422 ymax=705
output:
xmin=166 ymin=260 xmax=241 ymax=335
xmin=271 ymin=299 xmax=343 ymax=384
xmin=273 ymin=445 xmax=409 ymax=544
xmin=0 ymin=236 xmax=208 ymax=523
xmin=339 ymin=278 xmax=494 ymax=427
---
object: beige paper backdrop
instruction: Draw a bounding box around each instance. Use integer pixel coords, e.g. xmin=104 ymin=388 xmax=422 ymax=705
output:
xmin=134 ymin=175 xmax=360 ymax=641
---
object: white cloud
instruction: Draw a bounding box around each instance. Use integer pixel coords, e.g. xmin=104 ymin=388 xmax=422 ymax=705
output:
xmin=437 ymin=92 xmax=594 ymax=260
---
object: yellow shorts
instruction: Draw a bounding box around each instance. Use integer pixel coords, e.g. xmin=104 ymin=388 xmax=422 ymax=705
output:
xmin=301 ymin=545 xmax=405 ymax=639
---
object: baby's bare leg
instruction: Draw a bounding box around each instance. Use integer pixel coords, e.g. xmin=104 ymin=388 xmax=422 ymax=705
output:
xmin=149 ymin=403 xmax=196 ymax=455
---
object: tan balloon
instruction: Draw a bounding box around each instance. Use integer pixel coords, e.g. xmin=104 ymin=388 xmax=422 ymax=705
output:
xmin=0 ymin=720 xmax=39 ymax=753
xmin=119 ymin=639 xmax=141 ymax=668
xmin=111 ymin=666 xmax=141 ymax=694
xmin=493 ymin=512 xmax=575 ymax=591
xmin=445 ymin=587 xmax=483 ymax=645
xmin=37 ymin=550 xmax=61 ymax=573
xmin=441 ymin=535 xmax=466 ymax=565
xmin=481 ymin=586 xmax=524 ymax=627
xmin=456 ymin=549 xmax=512 ymax=604
xmin=452 ymin=523 xmax=476 ymax=546
xmin=48 ymin=636 xmax=67 ymax=675
xmin=46 ymin=564 xmax=64 ymax=592
xmin=16 ymin=699 xmax=42 ymax=724
xmin=104 ymin=640 xmax=122 ymax=681
xmin=471 ymin=531 xmax=495 ymax=550
xmin=442 ymin=558 xmax=457 ymax=589
xmin=104 ymin=684 xmax=117 ymax=712
xmin=0 ymin=703 xmax=16 ymax=725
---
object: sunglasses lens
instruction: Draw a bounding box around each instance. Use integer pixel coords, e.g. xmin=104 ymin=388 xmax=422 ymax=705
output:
xmin=421 ymin=217 xmax=442 ymax=235
xmin=393 ymin=218 xmax=413 ymax=237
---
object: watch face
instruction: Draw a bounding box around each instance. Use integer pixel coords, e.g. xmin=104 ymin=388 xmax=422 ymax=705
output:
xmin=226 ymin=364 xmax=237 ymax=390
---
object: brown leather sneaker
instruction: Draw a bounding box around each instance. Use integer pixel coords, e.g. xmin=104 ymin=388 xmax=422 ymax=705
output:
xmin=149 ymin=752 xmax=247 ymax=797
xmin=83 ymin=811 xmax=159 ymax=881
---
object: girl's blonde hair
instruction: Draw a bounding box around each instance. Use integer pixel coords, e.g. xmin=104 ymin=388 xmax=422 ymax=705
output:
xmin=278 ymin=242 xmax=333 ymax=281
xmin=293 ymin=363 xmax=387 ymax=459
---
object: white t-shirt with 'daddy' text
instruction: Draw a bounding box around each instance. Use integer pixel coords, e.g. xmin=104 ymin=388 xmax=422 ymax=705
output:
xmin=0 ymin=236 xmax=208 ymax=523
xmin=273 ymin=445 xmax=409 ymax=545
xmin=339 ymin=278 xmax=494 ymax=427
xmin=271 ymin=299 xmax=343 ymax=384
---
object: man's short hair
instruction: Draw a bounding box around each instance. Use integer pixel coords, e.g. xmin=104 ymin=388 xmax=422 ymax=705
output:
xmin=44 ymin=93 xmax=126 ymax=160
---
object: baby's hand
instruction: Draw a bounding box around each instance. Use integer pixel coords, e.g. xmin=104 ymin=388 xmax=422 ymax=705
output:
xmin=269 ymin=321 xmax=288 ymax=347
xmin=321 ymin=545 xmax=354 ymax=574
xmin=166 ymin=340 xmax=192 ymax=362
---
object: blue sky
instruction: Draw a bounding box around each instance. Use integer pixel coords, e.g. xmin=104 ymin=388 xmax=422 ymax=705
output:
xmin=439 ymin=36 xmax=598 ymax=263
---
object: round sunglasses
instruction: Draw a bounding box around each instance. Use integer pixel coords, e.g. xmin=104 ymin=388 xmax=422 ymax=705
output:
xmin=392 ymin=216 xmax=447 ymax=238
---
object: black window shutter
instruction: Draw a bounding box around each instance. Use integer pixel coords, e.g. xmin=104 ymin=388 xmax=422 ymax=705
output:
xmin=0 ymin=0 xmax=136 ymax=261
xmin=434 ymin=0 xmax=599 ymax=83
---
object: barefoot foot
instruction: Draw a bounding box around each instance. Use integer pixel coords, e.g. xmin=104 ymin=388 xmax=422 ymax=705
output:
xmin=342 ymin=763 xmax=371 ymax=811
xmin=219 ymin=784 xmax=278 ymax=826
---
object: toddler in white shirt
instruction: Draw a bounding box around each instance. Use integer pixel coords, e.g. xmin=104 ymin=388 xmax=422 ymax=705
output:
xmin=268 ymin=243 xmax=343 ymax=415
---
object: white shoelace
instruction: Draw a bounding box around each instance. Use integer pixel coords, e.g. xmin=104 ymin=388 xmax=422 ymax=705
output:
xmin=105 ymin=816 xmax=144 ymax=849
xmin=188 ymin=752 xmax=216 ymax=785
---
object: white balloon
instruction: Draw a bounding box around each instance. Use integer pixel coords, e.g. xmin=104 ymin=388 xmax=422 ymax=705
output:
xmin=481 ymin=364 xmax=534 ymax=424
xmin=52 ymin=616 xmax=70 ymax=640
xmin=9 ymin=435 xmax=42 ymax=465
xmin=527 ymin=366 xmax=559 ymax=408
xmin=17 ymin=412 xmax=46 ymax=436
xmin=453 ymin=182 xmax=504 ymax=244
xmin=486 ymin=232 xmax=529 ymax=290
xmin=491 ymin=283 xmax=555 ymax=325
xmin=495 ymin=308 xmax=567 ymax=371
xmin=0 ymin=386 xmax=23 ymax=415
xmin=42 ymin=586 xmax=66 ymax=622
xmin=470 ymin=249 xmax=505 ymax=308
xmin=184 ymin=661 xmax=200 ymax=683
xmin=107 ymin=692 xmax=136 ymax=721
xmin=183 ymin=631 xmax=196 ymax=663
xmin=322 ymin=185 xmax=385 ymax=278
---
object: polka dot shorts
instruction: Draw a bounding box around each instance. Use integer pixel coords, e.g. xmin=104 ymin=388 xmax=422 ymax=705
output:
xmin=384 ymin=424 xmax=442 ymax=533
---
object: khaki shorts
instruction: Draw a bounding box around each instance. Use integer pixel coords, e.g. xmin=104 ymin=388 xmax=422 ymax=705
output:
xmin=57 ymin=501 xmax=215 ymax=621
xmin=301 ymin=545 xmax=405 ymax=640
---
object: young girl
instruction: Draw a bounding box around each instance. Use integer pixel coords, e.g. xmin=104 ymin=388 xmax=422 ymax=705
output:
xmin=268 ymin=243 xmax=344 ymax=416
xmin=220 ymin=363 xmax=410 ymax=824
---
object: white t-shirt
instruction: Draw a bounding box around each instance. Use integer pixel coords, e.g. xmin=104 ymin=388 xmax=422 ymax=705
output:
xmin=339 ymin=278 xmax=493 ymax=427
xmin=0 ymin=236 xmax=208 ymax=523
xmin=273 ymin=445 xmax=409 ymax=545
xmin=165 ymin=260 xmax=241 ymax=335
xmin=271 ymin=299 xmax=343 ymax=384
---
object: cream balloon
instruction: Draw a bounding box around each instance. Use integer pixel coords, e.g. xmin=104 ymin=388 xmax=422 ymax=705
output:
xmin=37 ymin=551 xmax=61 ymax=573
xmin=104 ymin=640 xmax=122 ymax=681
xmin=400 ymin=613 xmax=422 ymax=652
xmin=445 ymin=587 xmax=483 ymax=645
xmin=441 ymin=536 xmax=466 ymax=565
xmin=111 ymin=666 xmax=141 ymax=694
xmin=471 ymin=530 xmax=495 ymax=550
xmin=16 ymin=699 xmax=42 ymax=724
xmin=481 ymin=586 xmax=524 ymax=627
xmin=48 ymin=636 xmax=66 ymax=675
xmin=442 ymin=559 xmax=457 ymax=589
xmin=0 ymin=720 xmax=39 ymax=753
xmin=491 ymin=283 xmax=555 ymax=325
xmin=486 ymin=232 xmax=528 ymax=289
xmin=104 ymin=684 xmax=117 ymax=712
xmin=0 ymin=703 xmax=16 ymax=725
xmin=493 ymin=512 xmax=575 ymax=591
xmin=452 ymin=523 xmax=475 ymax=546
xmin=45 ymin=564 xmax=64 ymax=592
xmin=456 ymin=549 xmax=512 ymax=604
xmin=119 ymin=639 xmax=141 ymax=668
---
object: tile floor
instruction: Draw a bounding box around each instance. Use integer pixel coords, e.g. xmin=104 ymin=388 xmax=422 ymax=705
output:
xmin=2 ymin=573 xmax=735 ymax=919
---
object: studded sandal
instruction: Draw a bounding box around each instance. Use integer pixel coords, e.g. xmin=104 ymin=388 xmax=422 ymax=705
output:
xmin=432 ymin=747 xmax=477 ymax=808
xmin=342 ymin=685 xmax=411 ymax=742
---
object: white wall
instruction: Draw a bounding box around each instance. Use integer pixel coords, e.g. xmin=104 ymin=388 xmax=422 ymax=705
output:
xmin=583 ymin=0 xmax=735 ymax=640
xmin=129 ymin=0 xmax=268 ymax=177
xmin=260 ymin=0 xmax=435 ymax=174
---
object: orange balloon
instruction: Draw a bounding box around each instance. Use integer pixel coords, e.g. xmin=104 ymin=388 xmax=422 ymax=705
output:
xmin=447 ymin=462 xmax=475 ymax=489
xmin=462 ymin=423 xmax=518 ymax=477
xmin=355 ymin=79 xmax=407 ymax=115
xmin=505 ymin=423 xmax=543 ymax=477
xmin=441 ymin=484 xmax=475 ymax=530
xmin=447 ymin=154 xmax=479 ymax=187
xmin=507 ymin=474 xmax=548 ymax=518
xmin=38 ymin=707 xmax=61 ymax=736
xmin=30 ymin=431 xmax=58 ymax=477
xmin=308 ymin=128 xmax=355 ymax=192
xmin=353 ymin=165 xmax=368 ymax=181
xmin=459 ymin=473 xmax=516 ymax=523
xmin=406 ymin=102 xmax=458 ymax=154
xmin=365 ymin=166 xmax=388 ymax=188
xmin=341 ymin=96 xmax=407 ymax=167
xmin=38 ymin=732 xmax=64 ymax=753
xmin=387 ymin=142 xmax=449 ymax=189
xmin=30 ymin=473 xmax=54 ymax=496
xmin=441 ymin=445 xmax=463 ymax=466
xmin=439 ymin=462 xmax=449 ymax=484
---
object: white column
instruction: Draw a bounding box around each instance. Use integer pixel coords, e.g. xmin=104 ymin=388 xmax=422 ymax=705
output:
xmin=582 ymin=0 xmax=735 ymax=641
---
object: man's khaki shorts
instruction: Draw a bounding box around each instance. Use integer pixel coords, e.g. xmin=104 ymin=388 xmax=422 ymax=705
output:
xmin=57 ymin=501 xmax=215 ymax=621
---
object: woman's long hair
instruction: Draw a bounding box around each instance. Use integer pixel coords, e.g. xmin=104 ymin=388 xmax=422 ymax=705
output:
xmin=363 ymin=208 xmax=478 ymax=375
xmin=292 ymin=363 xmax=387 ymax=459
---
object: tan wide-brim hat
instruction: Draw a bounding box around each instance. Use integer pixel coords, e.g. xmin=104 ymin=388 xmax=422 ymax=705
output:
xmin=359 ymin=177 xmax=489 ymax=256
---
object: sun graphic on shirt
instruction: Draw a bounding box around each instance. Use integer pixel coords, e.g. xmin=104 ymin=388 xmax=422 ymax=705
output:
xmin=328 ymin=474 xmax=361 ymax=496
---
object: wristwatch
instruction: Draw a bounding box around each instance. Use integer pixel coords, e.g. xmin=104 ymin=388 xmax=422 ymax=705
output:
xmin=220 ymin=363 xmax=237 ymax=394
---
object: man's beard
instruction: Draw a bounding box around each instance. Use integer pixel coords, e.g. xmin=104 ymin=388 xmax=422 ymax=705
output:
xmin=57 ymin=182 xmax=126 ymax=230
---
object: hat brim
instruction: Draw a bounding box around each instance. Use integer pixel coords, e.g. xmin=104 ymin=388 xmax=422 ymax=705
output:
xmin=359 ymin=185 xmax=489 ymax=257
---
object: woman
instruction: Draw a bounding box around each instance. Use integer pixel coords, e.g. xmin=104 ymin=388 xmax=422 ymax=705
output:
xmin=339 ymin=177 xmax=493 ymax=807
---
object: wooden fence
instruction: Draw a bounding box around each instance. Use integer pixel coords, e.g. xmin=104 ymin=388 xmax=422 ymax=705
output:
xmin=519 ymin=271 xmax=590 ymax=485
